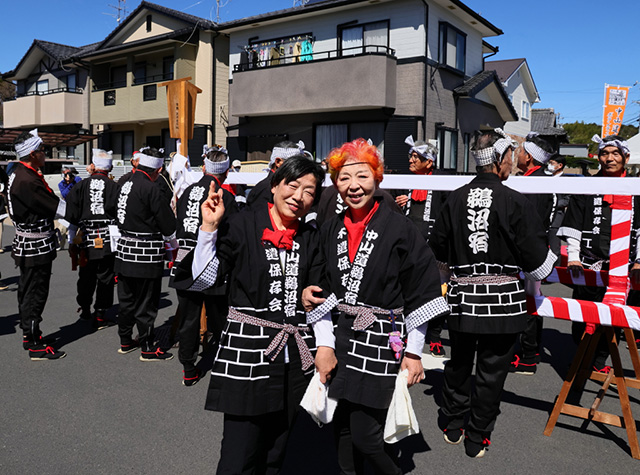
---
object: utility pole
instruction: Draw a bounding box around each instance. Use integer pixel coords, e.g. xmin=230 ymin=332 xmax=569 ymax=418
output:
xmin=103 ymin=0 xmax=129 ymax=24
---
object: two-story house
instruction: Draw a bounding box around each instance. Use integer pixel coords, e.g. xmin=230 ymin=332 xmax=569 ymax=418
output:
xmin=221 ymin=0 xmax=516 ymax=173
xmin=2 ymin=39 xmax=97 ymax=161
xmin=77 ymin=1 xmax=229 ymax=165
xmin=484 ymin=58 xmax=540 ymax=141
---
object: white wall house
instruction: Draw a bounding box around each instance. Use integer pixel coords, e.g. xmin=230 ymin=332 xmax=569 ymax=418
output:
xmin=485 ymin=58 xmax=540 ymax=139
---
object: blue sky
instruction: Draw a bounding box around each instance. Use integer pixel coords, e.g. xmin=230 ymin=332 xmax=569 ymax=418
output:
xmin=2 ymin=0 xmax=639 ymax=126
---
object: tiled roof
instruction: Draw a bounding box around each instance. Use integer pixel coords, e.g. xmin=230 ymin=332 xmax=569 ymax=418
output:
xmin=33 ymin=40 xmax=81 ymax=60
xmin=454 ymin=70 xmax=518 ymax=120
xmin=484 ymin=58 xmax=525 ymax=83
xmin=531 ymin=109 xmax=567 ymax=137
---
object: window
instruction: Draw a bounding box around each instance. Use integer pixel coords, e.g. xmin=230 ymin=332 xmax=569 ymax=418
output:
xmin=463 ymin=133 xmax=471 ymax=173
xmin=438 ymin=22 xmax=466 ymax=73
xmin=66 ymin=74 xmax=77 ymax=90
xmin=104 ymin=90 xmax=116 ymax=106
xmin=163 ymin=56 xmax=174 ymax=80
xmin=315 ymin=122 xmax=385 ymax=161
xmin=36 ymin=80 xmax=49 ymax=94
xmin=146 ymin=15 xmax=152 ymax=32
xmin=110 ymin=65 xmax=126 ymax=88
xmin=143 ymin=84 xmax=157 ymax=101
xmin=340 ymin=21 xmax=389 ymax=56
xmin=134 ymin=62 xmax=146 ymax=85
xmin=100 ymin=131 xmax=134 ymax=161
xmin=437 ymin=128 xmax=458 ymax=170
xmin=521 ymin=101 xmax=530 ymax=120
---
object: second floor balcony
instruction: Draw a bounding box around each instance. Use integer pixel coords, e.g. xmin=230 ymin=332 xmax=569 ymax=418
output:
xmin=3 ymin=87 xmax=84 ymax=128
xmin=230 ymin=46 xmax=397 ymax=117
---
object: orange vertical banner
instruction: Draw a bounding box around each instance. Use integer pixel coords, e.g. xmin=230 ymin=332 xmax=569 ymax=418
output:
xmin=602 ymin=84 xmax=629 ymax=137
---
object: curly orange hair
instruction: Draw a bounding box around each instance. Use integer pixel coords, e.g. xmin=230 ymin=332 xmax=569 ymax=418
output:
xmin=327 ymin=138 xmax=384 ymax=184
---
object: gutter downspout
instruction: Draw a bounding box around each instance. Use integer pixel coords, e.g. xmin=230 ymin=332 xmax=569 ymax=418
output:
xmin=422 ymin=0 xmax=429 ymax=141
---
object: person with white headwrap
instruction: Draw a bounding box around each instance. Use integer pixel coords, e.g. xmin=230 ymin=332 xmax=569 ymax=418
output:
xmin=393 ymin=135 xmax=451 ymax=357
xmin=65 ymin=149 xmax=120 ymax=330
xmin=114 ymin=146 xmax=177 ymax=361
xmin=430 ymin=129 xmax=556 ymax=458
xmin=246 ymin=140 xmax=307 ymax=210
xmin=509 ymin=133 xmax=558 ymax=375
xmin=169 ymin=145 xmax=239 ymax=386
xmin=557 ymin=134 xmax=640 ymax=373
xmin=7 ymin=129 xmax=67 ymax=360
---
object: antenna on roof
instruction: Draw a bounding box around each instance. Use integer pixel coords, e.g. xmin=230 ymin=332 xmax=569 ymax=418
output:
xmin=102 ymin=0 xmax=129 ymax=24
xmin=293 ymin=0 xmax=310 ymax=6
xmin=211 ymin=0 xmax=232 ymax=23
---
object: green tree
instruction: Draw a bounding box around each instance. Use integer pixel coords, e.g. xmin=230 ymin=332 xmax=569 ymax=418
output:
xmin=562 ymin=121 xmax=638 ymax=154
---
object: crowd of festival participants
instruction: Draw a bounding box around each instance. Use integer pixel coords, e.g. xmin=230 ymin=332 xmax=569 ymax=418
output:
xmin=5 ymin=125 xmax=640 ymax=472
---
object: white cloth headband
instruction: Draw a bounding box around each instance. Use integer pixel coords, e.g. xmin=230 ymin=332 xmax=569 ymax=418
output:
xmin=135 ymin=147 xmax=164 ymax=169
xmin=92 ymin=149 xmax=113 ymax=169
xmin=204 ymin=157 xmax=230 ymax=175
xmin=523 ymin=141 xmax=553 ymax=165
xmin=202 ymin=144 xmax=229 ymax=158
xmin=405 ymin=135 xmax=437 ymax=161
xmin=15 ymin=128 xmax=43 ymax=158
xmin=471 ymin=129 xmax=516 ymax=166
xmin=592 ymin=134 xmax=630 ymax=155
xmin=270 ymin=140 xmax=305 ymax=166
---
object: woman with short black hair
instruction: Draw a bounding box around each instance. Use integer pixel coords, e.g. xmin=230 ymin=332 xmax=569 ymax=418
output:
xmin=175 ymin=155 xmax=325 ymax=474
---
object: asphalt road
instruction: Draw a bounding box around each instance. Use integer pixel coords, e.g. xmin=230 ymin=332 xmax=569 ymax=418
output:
xmin=0 ymin=224 xmax=639 ymax=474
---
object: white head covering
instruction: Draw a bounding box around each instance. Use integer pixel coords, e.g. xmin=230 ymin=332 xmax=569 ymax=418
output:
xmin=269 ymin=140 xmax=305 ymax=166
xmin=92 ymin=149 xmax=113 ymax=170
xmin=202 ymin=144 xmax=230 ymax=174
xmin=523 ymin=132 xmax=553 ymax=165
xmin=472 ymin=128 xmax=517 ymax=166
xmin=15 ymin=128 xmax=43 ymax=158
xmin=135 ymin=146 xmax=164 ymax=169
xmin=592 ymin=134 xmax=630 ymax=156
xmin=405 ymin=135 xmax=438 ymax=161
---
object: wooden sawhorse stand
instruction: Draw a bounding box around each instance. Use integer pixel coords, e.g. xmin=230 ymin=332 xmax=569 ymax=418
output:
xmin=544 ymin=326 xmax=640 ymax=459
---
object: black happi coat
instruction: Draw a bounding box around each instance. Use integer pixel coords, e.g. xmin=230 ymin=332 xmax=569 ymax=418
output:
xmin=312 ymin=198 xmax=449 ymax=409
xmin=169 ymin=174 xmax=237 ymax=291
xmin=246 ymin=172 xmax=274 ymax=210
xmin=65 ymin=172 xmax=119 ymax=259
xmin=430 ymin=173 xmax=556 ymax=334
xmin=115 ymin=171 xmax=176 ymax=279
xmin=405 ymin=188 xmax=448 ymax=242
xmin=174 ymin=204 xmax=323 ymax=416
xmin=7 ymin=162 xmax=60 ymax=267
xmin=525 ymin=165 xmax=556 ymax=236
xmin=558 ymin=173 xmax=640 ymax=267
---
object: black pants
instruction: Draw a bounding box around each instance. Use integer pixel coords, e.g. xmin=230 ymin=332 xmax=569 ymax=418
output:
xmin=427 ymin=314 xmax=446 ymax=343
xmin=176 ymin=290 xmax=227 ymax=368
xmin=442 ymin=330 xmax=517 ymax=441
xmin=216 ymin=365 xmax=299 ymax=475
xmin=117 ymin=275 xmax=161 ymax=351
xmin=77 ymin=255 xmax=115 ymax=311
xmin=333 ymin=400 xmax=401 ymax=475
xmin=18 ymin=262 xmax=52 ymax=340
xmin=571 ymin=286 xmax=621 ymax=369
xmin=519 ymin=314 xmax=543 ymax=359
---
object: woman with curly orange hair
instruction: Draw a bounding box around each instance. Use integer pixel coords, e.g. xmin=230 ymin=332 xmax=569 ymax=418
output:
xmin=304 ymin=138 xmax=448 ymax=474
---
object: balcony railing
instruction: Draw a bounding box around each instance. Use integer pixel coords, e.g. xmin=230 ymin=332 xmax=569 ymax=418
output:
xmin=133 ymin=72 xmax=174 ymax=86
xmin=233 ymin=45 xmax=395 ymax=72
xmin=6 ymin=87 xmax=83 ymax=101
xmin=93 ymin=80 xmax=127 ymax=92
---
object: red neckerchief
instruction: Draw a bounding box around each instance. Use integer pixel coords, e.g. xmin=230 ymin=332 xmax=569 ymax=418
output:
xmin=603 ymin=170 xmax=626 ymax=204
xmin=523 ymin=165 xmax=541 ymax=176
xmin=412 ymin=170 xmax=433 ymax=202
xmin=261 ymin=203 xmax=299 ymax=250
xmin=21 ymin=162 xmax=53 ymax=193
xmin=344 ymin=201 xmax=380 ymax=262
xmin=222 ymin=183 xmax=237 ymax=196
